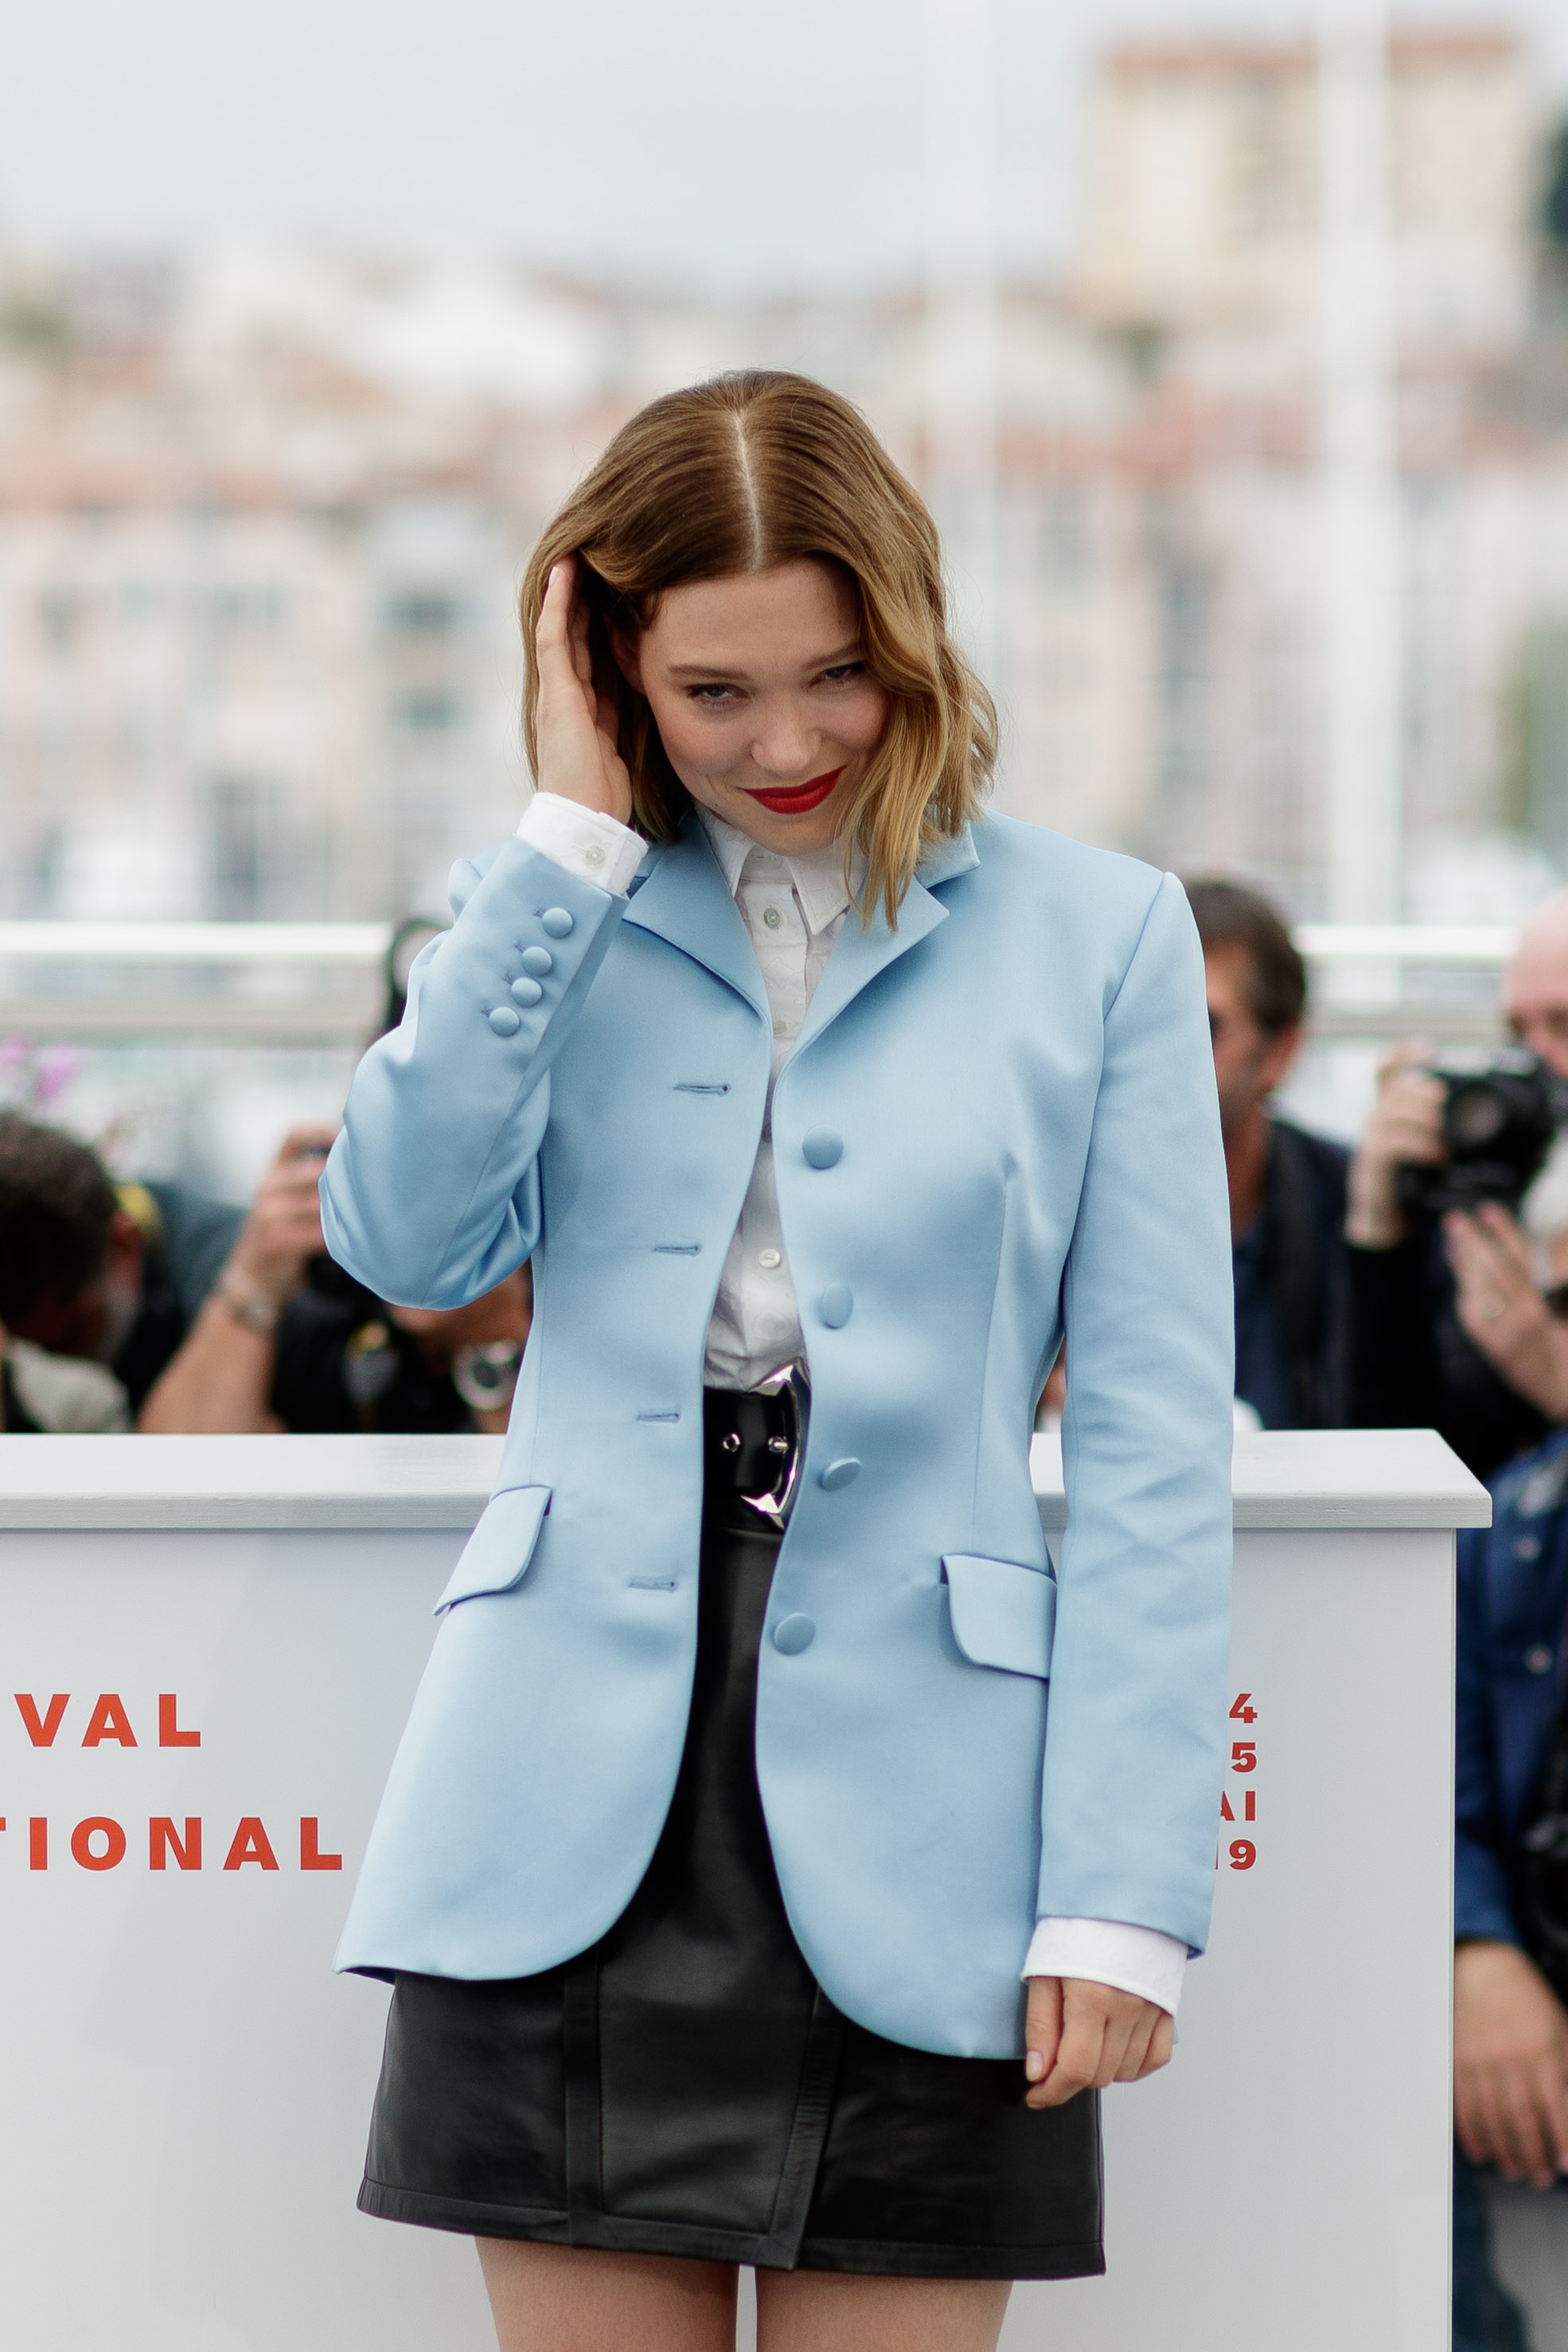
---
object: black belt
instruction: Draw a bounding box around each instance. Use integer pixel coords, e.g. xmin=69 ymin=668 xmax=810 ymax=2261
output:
xmin=702 ymin=1371 xmax=809 ymax=1529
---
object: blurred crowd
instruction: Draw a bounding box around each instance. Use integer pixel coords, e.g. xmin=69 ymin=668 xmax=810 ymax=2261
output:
xmin=11 ymin=875 xmax=1568 ymax=2340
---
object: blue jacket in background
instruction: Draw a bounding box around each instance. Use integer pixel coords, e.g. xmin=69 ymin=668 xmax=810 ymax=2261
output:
xmin=1457 ymin=1430 xmax=1568 ymax=1944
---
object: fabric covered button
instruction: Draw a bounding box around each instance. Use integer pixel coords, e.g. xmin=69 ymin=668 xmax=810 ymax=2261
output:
xmin=802 ymin=1130 xmax=843 ymax=1169
xmin=488 ymin=1005 xmax=522 ymax=1037
xmin=510 ymin=976 xmax=544 ymax=1006
xmin=540 ymin=907 xmax=575 ymax=937
xmin=818 ymin=1457 xmax=861 ymax=1491
xmin=772 ymin=1613 xmax=816 ymax=1655
xmin=521 ymin=946 xmax=554 ymax=975
xmin=1527 ymin=1644 xmax=1557 ymax=1674
xmin=819 ymin=1283 xmax=853 ymax=1328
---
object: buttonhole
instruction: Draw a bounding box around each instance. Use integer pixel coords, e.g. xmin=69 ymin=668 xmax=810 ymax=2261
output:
xmin=653 ymin=1243 xmax=701 ymax=1254
xmin=674 ymin=1082 xmax=731 ymax=1094
xmin=629 ymin=1577 xmax=678 ymax=1590
xmin=636 ymin=1410 xmax=681 ymax=1422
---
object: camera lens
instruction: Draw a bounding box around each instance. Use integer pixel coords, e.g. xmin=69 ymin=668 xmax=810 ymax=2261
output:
xmin=1446 ymin=1083 xmax=1508 ymax=1148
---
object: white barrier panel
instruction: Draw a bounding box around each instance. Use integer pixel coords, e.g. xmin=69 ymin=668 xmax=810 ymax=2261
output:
xmin=0 ymin=1429 xmax=1485 ymax=2351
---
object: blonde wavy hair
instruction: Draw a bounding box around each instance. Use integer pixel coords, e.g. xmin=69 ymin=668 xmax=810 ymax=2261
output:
xmin=520 ymin=370 xmax=997 ymax=926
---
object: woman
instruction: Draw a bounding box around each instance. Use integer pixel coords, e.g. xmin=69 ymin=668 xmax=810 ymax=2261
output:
xmin=321 ymin=372 xmax=1233 ymax=2352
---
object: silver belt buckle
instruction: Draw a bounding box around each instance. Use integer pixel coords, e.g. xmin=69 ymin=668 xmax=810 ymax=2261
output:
xmin=741 ymin=1360 xmax=809 ymax=1530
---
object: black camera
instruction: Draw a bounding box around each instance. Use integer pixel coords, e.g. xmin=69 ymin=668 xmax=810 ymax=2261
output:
xmin=1398 ymin=1048 xmax=1568 ymax=1219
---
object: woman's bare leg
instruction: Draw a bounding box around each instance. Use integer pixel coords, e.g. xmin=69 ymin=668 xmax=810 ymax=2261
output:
xmin=477 ymin=2239 xmax=738 ymax=2352
xmin=757 ymin=2269 xmax=1011 ymax=2352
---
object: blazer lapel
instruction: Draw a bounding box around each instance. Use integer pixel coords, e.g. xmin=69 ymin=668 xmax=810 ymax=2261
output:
xmin=622 ymin=819 xmax=770 ymax=1022
xmin=793 ymin=823 xmax=980 ymax=1057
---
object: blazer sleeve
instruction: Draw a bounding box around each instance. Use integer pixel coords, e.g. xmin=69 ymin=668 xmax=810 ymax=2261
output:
xmin=1040 ymin=871 xmax=1235 ymax=1955
xmin=319 ymin=837 xmax=626 ymax=1308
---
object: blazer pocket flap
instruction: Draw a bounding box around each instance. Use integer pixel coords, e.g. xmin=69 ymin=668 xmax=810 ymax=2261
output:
xmin=435 ymin=1484 xmax=552 ymax=1613
xmin=942 ymin=1553 xmax=1056 ymax=1679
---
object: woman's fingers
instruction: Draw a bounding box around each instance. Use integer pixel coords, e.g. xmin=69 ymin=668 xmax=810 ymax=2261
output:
xmin=1024 ymin=1980 xmax=1171 ymax=2109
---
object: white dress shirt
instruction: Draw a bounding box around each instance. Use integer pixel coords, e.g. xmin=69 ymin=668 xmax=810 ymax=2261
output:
xmin=513 ymin=790 xmax=1188 ymax=2016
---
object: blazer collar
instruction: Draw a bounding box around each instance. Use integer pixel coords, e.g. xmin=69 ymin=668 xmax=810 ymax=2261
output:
xmin=792 ymin=821 xmax=980 ymax=1057
xmin=621 ymin=813 xmax=981 ymax=1042
xmin=622 ymin=818 xmax=769 ymax=1020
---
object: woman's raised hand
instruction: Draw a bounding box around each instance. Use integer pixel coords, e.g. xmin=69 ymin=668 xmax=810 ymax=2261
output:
xmin=533 ymin=556 xmax=634 ymax=825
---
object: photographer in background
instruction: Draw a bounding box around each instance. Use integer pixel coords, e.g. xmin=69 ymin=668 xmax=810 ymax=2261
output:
xmin=0 ymin=1112 xmax=240 ymax=1418
xmin=139 ymin=1126 xmax=532 ymax=1437
xmin=1451 ymin=1172 xmax=1568 ymax=2350
xmin=1184 ymin=878 xmax=1350 ymax=1429
xmin=1348 ymin=892 xmax=1568 ymax=1477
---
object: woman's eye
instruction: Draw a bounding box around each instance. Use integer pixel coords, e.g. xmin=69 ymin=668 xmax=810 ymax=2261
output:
xmin=818 ymin=662 xmax=865 ymax=685
xmin=688 ymin=684 xmax=739 ymax=704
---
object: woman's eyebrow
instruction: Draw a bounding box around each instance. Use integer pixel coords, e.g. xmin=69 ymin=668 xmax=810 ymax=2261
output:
xmin=665 ymin=642 xmax=863 ymax=681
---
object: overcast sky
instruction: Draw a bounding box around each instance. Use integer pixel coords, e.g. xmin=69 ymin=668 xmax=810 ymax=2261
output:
xmin=0 ymin=0 xmax=1563 ymax=294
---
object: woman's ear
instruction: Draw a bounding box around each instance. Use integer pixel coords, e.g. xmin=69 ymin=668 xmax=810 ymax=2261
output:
xmin=608 ymin=626 xmax=644 ymax=694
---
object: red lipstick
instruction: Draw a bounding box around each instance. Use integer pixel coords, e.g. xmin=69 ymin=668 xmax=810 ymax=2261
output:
xmin=745 ymin=767 xmax=844 ymax=816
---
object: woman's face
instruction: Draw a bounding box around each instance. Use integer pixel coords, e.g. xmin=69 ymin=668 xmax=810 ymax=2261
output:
xmin=617 ymin=559 xmax=889 ymax=853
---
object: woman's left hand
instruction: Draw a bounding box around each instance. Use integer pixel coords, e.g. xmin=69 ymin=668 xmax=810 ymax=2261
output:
xmin=1023 ymin=1976 xmax=1173 ymax=2109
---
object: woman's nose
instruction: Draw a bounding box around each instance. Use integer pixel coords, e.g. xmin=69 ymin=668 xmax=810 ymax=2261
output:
xmin=750 ymin=703 xmax=816 ymax=778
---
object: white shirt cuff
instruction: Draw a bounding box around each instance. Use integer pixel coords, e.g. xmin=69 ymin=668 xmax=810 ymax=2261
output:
xmin=516 ymin=793 xmax=645 ymax=896
xmin=1023 ymin=1917 xmax=1188 ymax=2017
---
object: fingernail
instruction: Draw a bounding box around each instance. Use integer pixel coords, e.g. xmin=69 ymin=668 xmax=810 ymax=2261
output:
xmin=1024 ymin=2050 xmax=1043 ymax=2081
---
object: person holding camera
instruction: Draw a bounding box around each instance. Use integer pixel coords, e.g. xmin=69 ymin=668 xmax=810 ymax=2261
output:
xmin=1453 ymin=1196 xmax=1568 ymax=2350
xmin=138 ymin=1126 xmax=531 ymax=1437
xmin=1346 ymin=895 xmax=1568 ymax=1478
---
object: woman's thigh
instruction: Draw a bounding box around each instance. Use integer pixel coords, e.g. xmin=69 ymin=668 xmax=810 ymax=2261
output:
xmin=476 ymin=2238 xmax=738 ymax=2352
xmin=756 ymin=2268 xmax=1012 ymax=2352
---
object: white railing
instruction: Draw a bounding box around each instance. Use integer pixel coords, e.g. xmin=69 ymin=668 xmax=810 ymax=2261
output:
xmin=0 ymin=919 xmax=1519 ymax=1044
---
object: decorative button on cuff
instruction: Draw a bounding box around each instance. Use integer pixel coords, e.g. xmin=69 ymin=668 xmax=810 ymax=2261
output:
xmin=772 ymin=1613 xmax=815 ymax=1654
xmin=802 ymin=1130 xmax=843 ymax=1168
xmin=488 ymin=1005 xmax=521 ymax=1037
xmin=818 ymin=1457 xmax=861 ymax=1490
xmin=510 ymin=976 xmax=544 ymax=1006
xmin=540 ymin=907 xmax=575 ymax=937
xmin=819 ymin=1283 xmax=852 ymax=1328
xmin=521 ymin=946 xmax=554 ymax=975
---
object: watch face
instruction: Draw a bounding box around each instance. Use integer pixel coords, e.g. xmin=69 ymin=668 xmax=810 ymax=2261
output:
xmin=452 ymin=1342 xmax=522 ymax=1414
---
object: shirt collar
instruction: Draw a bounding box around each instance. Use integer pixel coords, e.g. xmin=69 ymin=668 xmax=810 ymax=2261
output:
xmin=696 ymin=806 xmax=864 ymax=937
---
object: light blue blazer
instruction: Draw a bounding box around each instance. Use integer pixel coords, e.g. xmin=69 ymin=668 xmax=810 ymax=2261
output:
xmin=322 ymin=809 xmax=1234 ymax=2058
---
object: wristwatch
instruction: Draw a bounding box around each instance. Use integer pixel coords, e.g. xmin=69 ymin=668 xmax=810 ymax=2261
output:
xmin=216 ymin=1270 xmax=281 ymax=1337
xmin=452 ymin=1341 xmax=522 ymax=1416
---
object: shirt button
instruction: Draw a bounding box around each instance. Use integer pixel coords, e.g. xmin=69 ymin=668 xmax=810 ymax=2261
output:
xmin=819 ymin=1283 xmax=853 ymax=1328
xmin=510 ymin=976 xmax=544 ymax=1006
xmin=762 ymin=905 xmax=783 ymax=930
xmin=1516 ymin=1535 xmax=1543 ymax=1560
xmin=583 ymin=843 xmax=606 ymax=868
xmin=540 ymin=907 xmax=575 ymax=937
xmin=488 ymin=1005 xmax=521 ymax=1037
xmin=802 ymin=1130 xmax=843 ymax=1168
xmin=758 ymin=1247 xmax=782 ymax=1270
xmin=521 ymin=946 xmax=554 ymax=975
xmin=772 ymin=1613 xmax=815 ymax=1654
xmin=1527 ymin=1644 xmax=1557 ymax=1674
xmin=818 ymin=1457 xmax=861 ymax=1491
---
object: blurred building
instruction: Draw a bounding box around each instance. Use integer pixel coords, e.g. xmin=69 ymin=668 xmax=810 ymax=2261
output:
xmin=0 ymin=19 xmax=1565 ymax=931
xmin=1076 ymin=25 xmax=1531 ymax=349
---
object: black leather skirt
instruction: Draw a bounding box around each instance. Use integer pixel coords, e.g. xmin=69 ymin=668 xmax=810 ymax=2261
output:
xmin=357 ymin=1391 xmax=1103 ymax=2280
